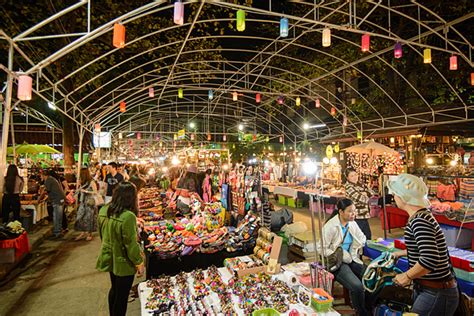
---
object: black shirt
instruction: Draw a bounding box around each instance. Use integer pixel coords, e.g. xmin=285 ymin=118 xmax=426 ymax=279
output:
xmin=105 ymin=173 xmax=124 ymax=197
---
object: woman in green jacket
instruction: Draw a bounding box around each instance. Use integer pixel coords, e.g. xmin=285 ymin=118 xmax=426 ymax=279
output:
xmin=96 ymin=182 xmax=144 ymax=316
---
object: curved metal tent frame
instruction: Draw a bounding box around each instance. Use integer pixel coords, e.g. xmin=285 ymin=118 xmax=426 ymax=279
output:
xmin=1 ymin=0 xmax=473 ymax=156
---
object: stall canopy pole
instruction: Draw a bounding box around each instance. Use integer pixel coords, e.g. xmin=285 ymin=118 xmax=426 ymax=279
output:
xmin=76 ymin=120 xmax=84 ymax=187
xmin=0 ymin=44 xmax=15 ymax=195
xmin=382 ymin=174 xmax=388 ymax=240
xmin=10 ymin=112 xmax=16 ymax=162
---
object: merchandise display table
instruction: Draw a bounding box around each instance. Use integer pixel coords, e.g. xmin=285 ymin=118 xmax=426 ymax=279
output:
xmin=0 ymin=231 xmax=31 ymax=263
xmin=21 ymin=201 xmax=48 ymax=224
xmin=381 ymin=206 xmax=474 ymax=250
xmin=139 ymin=266 xmax=340 ymax=315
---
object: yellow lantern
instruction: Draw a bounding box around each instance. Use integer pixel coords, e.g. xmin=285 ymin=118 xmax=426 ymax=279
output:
xmin=423 ymin=48 xmax=431 ymax=64
xmin=322 ymin=28 xmax=331 ymax=47
xmin=296 ymin=96 xmax=301 ymax=107
xmin=236 ymin=10 xmax=245 ymax=32
xmin=178 ymin=88 xmax=183 ymax=98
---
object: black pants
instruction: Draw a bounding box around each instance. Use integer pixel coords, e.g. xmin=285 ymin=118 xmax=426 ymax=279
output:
xmin=2 ymin=194 xmax=20 ymax=224
xmin=108 ymin=272 xmax=134 ymax=316
xmin=355 ymin=218 xmax=372 ymax=240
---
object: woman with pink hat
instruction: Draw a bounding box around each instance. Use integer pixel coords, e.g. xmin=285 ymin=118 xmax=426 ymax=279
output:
xmin=389 ymin=174 xmax=459 ymax=316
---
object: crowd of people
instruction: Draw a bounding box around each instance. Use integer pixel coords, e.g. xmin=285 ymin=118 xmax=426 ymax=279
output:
xmin=1 ymin=160 xmax=463 ymax=316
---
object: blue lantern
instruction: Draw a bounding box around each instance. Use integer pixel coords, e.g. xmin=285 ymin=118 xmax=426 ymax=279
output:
xmin=280 ymin=17 xmax=289 ymax=37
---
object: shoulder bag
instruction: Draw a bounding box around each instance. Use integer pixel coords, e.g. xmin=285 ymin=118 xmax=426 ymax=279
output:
xmin=322 ymin=227 xmax=350 ymax=273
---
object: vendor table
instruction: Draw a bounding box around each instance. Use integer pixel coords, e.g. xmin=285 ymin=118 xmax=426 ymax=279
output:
xmin=380 ymin=205 xmax=474 ymax=250
xmin=139 ymin=266 xmax=340 ymax=316
xmin=145 ymin=249 xmax=252 ymax=279
xmin=0 ymin=231 xmax=31 ymax=263
xmin=21 ymin=201 xmax=48 ymax=224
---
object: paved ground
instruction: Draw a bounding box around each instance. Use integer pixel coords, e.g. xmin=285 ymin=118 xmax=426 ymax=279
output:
xmin=0 ymin=204 xmax=404 ymax=316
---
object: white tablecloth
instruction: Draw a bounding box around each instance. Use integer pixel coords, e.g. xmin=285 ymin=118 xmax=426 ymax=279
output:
xmin=21 ymin=202 xmax=48 ymax=224
xmin=138 ymin=267 xmax=340 ymax=316
xmin=273 ymin=186 xmax=299 ymax=199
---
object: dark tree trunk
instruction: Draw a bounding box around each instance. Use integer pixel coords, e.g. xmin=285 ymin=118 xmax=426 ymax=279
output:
xmin=62 ymin=115 xmax=75 ymax=168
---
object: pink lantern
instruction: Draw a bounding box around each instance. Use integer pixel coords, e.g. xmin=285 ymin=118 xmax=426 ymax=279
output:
xmin=94 ymin=123 xmax=101 ymax=132
xmin=174 ymin=1 xmax=184 ymax=25
xmin=315 ymin=99 xmax=320 ymax=108
xmin=149 ymin=87 xmax=154 ymax=97
xmin=449 ymin=55 xmax=458 ymax=70
xmin=137 ymin=133 xmax=141 ymax=140
xmin=279 ymin=135 xmax=283 ymax=143
xmin=330 ymin=107 xmax=336 ymax=116
xmin=223 ymin=134 xmax=227 ymax=141
xmin=17 ymin=75 xmax=32 ymax=101
xmin=191 ymin=133 xmax=195 ymax=141
xmin=277 ymin=96 xmax=284 ymax=105
xmin=361 ymin=34 xmax=370 ymax=52
xmin=343 ymin=116 xmax=348 ymax=126
xmin=256 ymin=93 xmax=261 ymax=103
xmin=394 ymin=42 xmax=402 ymax=59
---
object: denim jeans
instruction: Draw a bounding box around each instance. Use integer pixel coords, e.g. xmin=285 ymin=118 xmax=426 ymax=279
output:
xmin=52 ymin=203 xmax=64 ymax=236
xmin=333 ymin=262 xmax=368 ymax=315
xmin=412 ymin=285 xmax=459 ymax=316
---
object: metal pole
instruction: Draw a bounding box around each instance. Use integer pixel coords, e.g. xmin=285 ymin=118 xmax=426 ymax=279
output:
xmin=382 ymin=174 xmax=388 ymax=240
xmin=0 ymin=44 xmax=15 ymax=196
xmin=10 ymin=112 xmax=16 ymax=162
xmin=76 ymin=122 xmax=84 ymax=187
xmin=309 ymin=194 xmax=319 ymax=281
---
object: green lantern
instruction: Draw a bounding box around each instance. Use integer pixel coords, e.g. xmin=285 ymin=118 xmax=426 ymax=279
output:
xmin=178 ymin=88 xmax=183 ymax=98
xmin=236 ymin=10 xmax=245 ymax=32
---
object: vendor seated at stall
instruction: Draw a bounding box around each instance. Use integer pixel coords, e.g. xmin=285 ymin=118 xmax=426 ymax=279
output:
xmin=174 ymin=165 xmax=202 ymax=214
xmin=322 ymin=198 xmax=368 ymax=315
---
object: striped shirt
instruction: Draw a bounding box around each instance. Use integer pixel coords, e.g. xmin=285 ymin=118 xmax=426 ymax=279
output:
xmin=404 ymin=210 xmax=452 ymax=280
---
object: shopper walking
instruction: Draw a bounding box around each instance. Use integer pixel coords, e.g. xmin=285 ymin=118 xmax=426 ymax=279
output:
xmin=389 ymin=174 xmax=459 ymax=316
xmin=344 ymin=168 xmax=373 ymax=240
xmin=105 ymin=162 xmax=124 ymax=204
xmin=96 ymin=182 xmax=144 ymax=316
xmin=74 ymin=168 xmax=98 ymax=241
xmin=2 ymin=165 xmax=24 ymax=224
xmin=38 ymin=170 xmax=65 ymax=239
xmin=322 ymin=198 xmax=368 ymax=315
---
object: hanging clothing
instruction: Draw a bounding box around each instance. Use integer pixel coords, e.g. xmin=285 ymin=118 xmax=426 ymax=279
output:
xmin=202 ymin=175 xmax=212 ymax=203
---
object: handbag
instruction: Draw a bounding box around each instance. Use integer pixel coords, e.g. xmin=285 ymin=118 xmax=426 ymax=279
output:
xmin=93 ymin=193 xmax=104 ymax=206
xmin=322 ymin=228 xmax=350 ymax=273
xmin=66 ymin=191 xmax=76 ymax=205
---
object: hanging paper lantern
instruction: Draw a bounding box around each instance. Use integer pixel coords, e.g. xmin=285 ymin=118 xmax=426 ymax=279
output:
xmin=315 ymin=98 xmax=321 ymax=108
xmin=113 ymin=23 xmax=125 ymax=48
xmin=265 ymin=136 xmax=269 ymax=142
xmin=394 ymin=42 xmax=402 ymax=59
xmin=178 ymin=88 xmax=183 ymax=98
xmin=119 ymin=101 xmax=126 ymax=113
xmin=174 ymin=1 xmax=184 ymax=25
xmin=295 ymin=96 xmax=301 ymax=107
xmin=208 ymin=89 xmax=213 ymax=100
xmin=343 ymin=115 xmax=347 ymax=126
xmin=322 ymin=28 xmax=331 ymax=47
xmin=236 ymin=10 xmax=245 ymax=32
xmin=256 ymin=93 xmax=261 ymax=103
xmin=449 ymin=55 xmax=458 ymax=70
xmin=149 ymin=87 xmax=154 ymax=98
xmin=94 ymin=124 xmax=101 ymax=132
xmin=279 ymin=135 xmax=283 ymax=143
xmin=423 ymin=48 xmax=431 ymax=63
xmin=330 ymin=107 xmax=336 ymax=116
xmin=207 ymin=133 xmax=211 ymax=141
xmin=232 ymin=92 xmax=238 ymax=101
xmin=191 ymin=133 xmax=195 ymax=141
xmin=361 ymin=34 xmax=370 ymax=52
xmin=277 ymin=96 xmax=284 ymax=105
xmin=137 ymin=133 xmax=141 ymax=140
xmin=252 ymin=134 xmax=257 ymax=141
xmin=17 ymin=75 xmax=32 ymax=101
xmin=280 ymin=17 xmax=289 ymax=38
xmin=223 ymin=134 xmax=227 ymax=141
xmin=471 ymin=73 xmax=474 ymax=86
xmin=118 ymin=133 xmax=123 ymax=139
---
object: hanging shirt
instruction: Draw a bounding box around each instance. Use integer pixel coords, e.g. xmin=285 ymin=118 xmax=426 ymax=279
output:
xmin=341 ymin=223 xmax=353 ymax=251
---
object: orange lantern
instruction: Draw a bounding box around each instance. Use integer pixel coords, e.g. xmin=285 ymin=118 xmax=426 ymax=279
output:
xmin=471 ymin=73 xmax=474 ymax=86
xmin=252 ymin=134 xmax=257 ymax=141
xmin=119 ymin=101 xmax=126 ymax=113
xmin=17 ymin=75 xmax=32 ymax=101
xmin=361 ymin=34 xmax=370 ymax=52
xmin=94 ymin=123 xmax=101 ymax=132
xmin=256 ymin=93 xmax=261 ymax=103
xmin=113 ymin=23 xmax=126 ymax=48
xmin=330 ymin=107 xmax=336 ymax=116
xmin=207 ymin=133 xmax=211 ymax=141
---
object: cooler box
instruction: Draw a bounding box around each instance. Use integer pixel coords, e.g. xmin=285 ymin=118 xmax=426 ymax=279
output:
xmin=440 ymin=224 xmax=473 ymax=249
